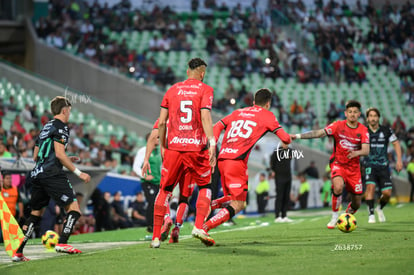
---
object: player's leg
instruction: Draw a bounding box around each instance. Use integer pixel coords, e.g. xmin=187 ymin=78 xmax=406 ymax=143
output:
xmin=365 ymin=183 xmax=376 ymax=223
xmin=55 ymin=200 xmax=82 ymax=254
xmin=211 ymin=195 xmax=232 ymax=210
xmin=203 ymin=160 xmax=247 ymax=231
xmin=13 ymin=209 xmax=43 ymax=262
xmin=169 ymin=198 xmax=188 ymax=243
xmin=160 ymin=199 xmax=173 ymax=242
xmin=345 ymin=169 xmax=363 ymax=214
xmin=377 ymin=188 xmax=392 ymax=223
xmin=13 ymin=179 xmax=48 ymax=261
xmin=365 ymin=166 xmax=376 ymax=223
xmin=184 ymin=151 xmax=212 ymax=230
xmin=327 ymin=176 xmax=344 ymax=229
xmin=281 ymin=179 xmax=293 ymax=222
xmin=376 ymin=170 xmax=393 ymax=222
xmin=47 ymin=174 xmax=83 ymax=254
xmin=151 ymin=149 xmax=181 ymax=248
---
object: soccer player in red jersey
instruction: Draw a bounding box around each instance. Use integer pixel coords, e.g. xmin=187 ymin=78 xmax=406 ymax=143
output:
xmin=202 ymin=88 xmax=291 ymax=237
xmin=290 ymin=100 xmax=370 ymax=229
xmin=141 ymin=118 xmax=195 ymax=243
xmin=150 ymin=58 xmax=216 ymax=248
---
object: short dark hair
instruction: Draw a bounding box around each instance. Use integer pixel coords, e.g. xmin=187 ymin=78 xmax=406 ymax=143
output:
xmin=254 ymin=88 xmax=272 ymax=106
xmin=1 ymin=171 xmax=11 ymax=177
xmin=345 ymin=100 xmax=361 ymax=110
xmin=50 ymin=96 xmax=71 ymax=115
xmin=366 ymin=107 xmax=380 ymax=118
xmin=188 ymin=58 xmax=207 ymax=70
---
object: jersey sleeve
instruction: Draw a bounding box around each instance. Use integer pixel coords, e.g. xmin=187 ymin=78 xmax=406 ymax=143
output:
xmin=201 ymin=86 xmax=213 ymax=110
xmin=388 ymin=127 xmax=398 ymax=143
xmin=361 ymin=126 xmax=370 ymax=144
xmin=324 ymin=121 xmax=338 ymax=136
xmin=153 ymin=119 xmax=159 ymax=129
xmin=270 ymin=113 xmax=291 ymax=144
xmin=52 ymin=125 xmax=68 ymax=145
xmin=160 ymin=88 xmax=171 ymax=109
xmin=213 ymin=120 xmax=226 ymax=140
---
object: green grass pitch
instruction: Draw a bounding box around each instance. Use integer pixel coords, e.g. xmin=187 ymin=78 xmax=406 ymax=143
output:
xmin=1 ymin=203 xmax=413 ymax=274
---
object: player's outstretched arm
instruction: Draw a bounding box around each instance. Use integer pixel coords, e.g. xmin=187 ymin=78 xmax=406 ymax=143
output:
xmin=275 ymin=128 xmax=291 ymax=144
xmin=54 ymin=141 xmax=91 ymax=183
xmin=291 ymin=129 xmax=327 ymax=140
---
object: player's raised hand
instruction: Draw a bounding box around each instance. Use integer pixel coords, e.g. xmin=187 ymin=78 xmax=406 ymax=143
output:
xmin=290 ymin=134 xmax=298 ymax=140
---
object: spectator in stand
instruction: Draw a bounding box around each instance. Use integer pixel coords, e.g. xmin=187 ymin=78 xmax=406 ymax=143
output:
xmin=130 ymin=192 xmax=147 ymax=227
xmin=13 ymin=115 xmax=26 ymax=135
xmin=111 ymin=191 xmax=132 ymax=229
xmin=392 ymin=115 xmax=407 ymax=140
xmin=20 ymin=104 xmax=36 ymax=125
xmin=326 ymin=102 xmax=339 ymax=124
xmin=279 ymin=107 xmax=292 ymax=127
xmin=303 ymin=160 xmax=319 ymax=179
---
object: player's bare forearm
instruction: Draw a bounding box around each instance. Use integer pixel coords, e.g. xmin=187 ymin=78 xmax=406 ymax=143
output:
xmin=201 ymin=109 xmax=214 ymax=140
xmin=144 ymin=129 xmax=158 ymax=162
xmin=291 ymin=129 xmax=326 ymax=140
xmin=348 ymin=143 xmax=370 ymax=159
xmin=392 ymin=140 xmax=403 ymax=172
xmin=158 ymin=108 xmax=168 ymax=150
xmin=359 ymin=143 xmax=370 ymax=156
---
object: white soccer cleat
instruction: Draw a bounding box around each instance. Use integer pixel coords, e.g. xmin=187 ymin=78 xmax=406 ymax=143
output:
xmin=327 ymin=212 xmax=339 ymax=229
xmin=368 ymin=214 xmax=376 ymax=223
xmin=192 ymin=227 xmax=215 ymax=246
xmin=282 ymin=217 xmax=293 ymax=223
xmin=150 ymin=237 xmax=160 ymax=248
xmin=274 ymin=217 xmax=283 ymax=223
xmin=376 ymin=206 xmax=386 ymax=223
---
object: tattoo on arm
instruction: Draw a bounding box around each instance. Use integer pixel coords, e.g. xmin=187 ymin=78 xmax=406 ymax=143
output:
xmin=300 ymin=129 xmax=326 ymax=139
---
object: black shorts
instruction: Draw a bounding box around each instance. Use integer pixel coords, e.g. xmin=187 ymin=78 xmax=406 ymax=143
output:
xmin=31 ymin=172 xmax=77 ymax=210
xmin=365 ymin=166 xmax=393 ymax=191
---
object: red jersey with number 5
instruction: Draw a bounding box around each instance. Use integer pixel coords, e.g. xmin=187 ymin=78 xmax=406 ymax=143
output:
xmin=324 ymin=120 xmax=369 ymax=167
xmin=161 ymin=78 xmax=213 ymax=152
xmin=214 ymin=105 xmax=291 ymax=162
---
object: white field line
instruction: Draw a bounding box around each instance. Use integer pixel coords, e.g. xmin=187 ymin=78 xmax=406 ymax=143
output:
xmin=1 ymin=212 xmax=328 ymax=264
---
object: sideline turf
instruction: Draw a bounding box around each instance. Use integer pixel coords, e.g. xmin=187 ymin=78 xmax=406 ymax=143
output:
xmin=1 ymin=204 xmax=413 ymax=274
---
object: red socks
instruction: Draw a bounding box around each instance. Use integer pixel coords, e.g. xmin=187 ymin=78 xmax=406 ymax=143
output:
xmin=175 ymin=202 xmax=188 ymax=226
xmin=194 ymin=188 xmax=211 ymax=229
xmin=203 ymin=208 xmax=230 ymax=232
xmin=152 ymin=189 xmax=171 ymax=240
xmin=332 ymin=194 xmax=342 ymax=212
xmin=211 ymin=195 xmax=232 ymax=210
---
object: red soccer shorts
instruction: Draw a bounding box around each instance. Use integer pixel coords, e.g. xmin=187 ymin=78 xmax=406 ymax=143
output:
xmin=176 ymin=168 xmax=195 ymax=198
xmin=330 ymin=162 xmax=363 ymax=194
xmin=160 ymin=149 xmax=211 ymax=191
xmin=218 ymin=159 xmax=248 ymax=201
